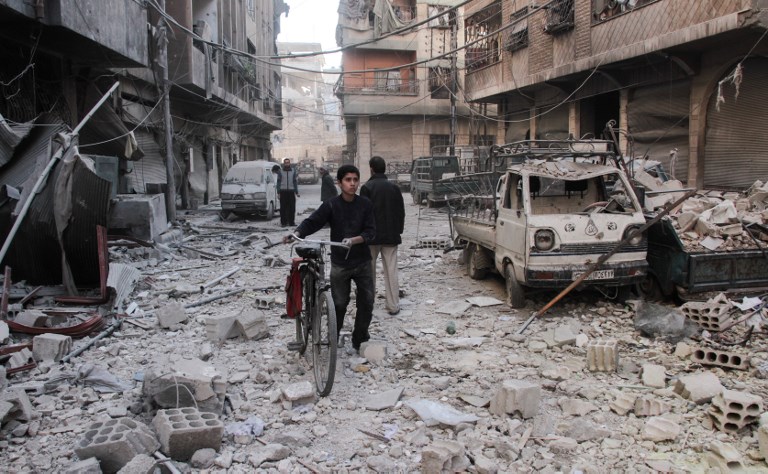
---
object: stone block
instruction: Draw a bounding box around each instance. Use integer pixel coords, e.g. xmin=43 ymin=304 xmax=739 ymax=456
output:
xmin=64 ymin=457 xmax=102 ymax=474
xmin=634 ymin=396 xmax=671 ymax=417
xmin=641 ymin=364 xmax=666 ymax=388
xmin=642 ymin=416 xmax=680 ymax=442
xmin=8 ymin=348 xmax=34 ymax=369
xmin=204 ymin=313 xmax=240 ymax=341
xmin=1 ymin=389 xmax=39 ymax=421
xmin=116 ymin=454 xmax=156 ymax=473
xmin=421 ymin=440 xmax=470 ymax=473
xmin=32 ymin=333 xmax=72 ymax=362
xmin=143 ymin=357 xmax=227 ymax=414
xmin=281 ymin=381 xmax=315 ymax=404
xmin=586 ymin=339 xmax=619 ymax=372
xmin=691 ymin=347 xmax=748 ymax=371
xmin=360 ymin=341 xmax=387 ymax=364
xmin=75 ymin=418 xmax=159 ymax=473
xmin=709 ymin=389 xmax=762 ymax=433
xmin=109 ymin=193 xmax=167 ymax=241
xmin=235 ymin=309 xmax=269 ymax=340
xmin=156 ymin=303 xmax=187 ymax=329
xmin=489 ymin=380 xmax=540 ymax=419
xmin=609 ymin=392 xmax=637 ymax=416
xmin=255 ymin=295 xmax=276 ymax=309
xmin=14 ymin=309 xmax=49 ymax=327
xmin=152 ymin=408 xmax=224 ymax=462
xmin=673 ymin=372 xmax=723 ymax=404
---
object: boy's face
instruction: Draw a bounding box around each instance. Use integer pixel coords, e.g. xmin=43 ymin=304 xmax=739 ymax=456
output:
xmin=338 ymin=173 xmax=359 ymax=196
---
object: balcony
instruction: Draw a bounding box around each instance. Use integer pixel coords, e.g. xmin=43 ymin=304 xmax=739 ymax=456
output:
xmin=334 ymin=73 xmax=418 ymax=96
xmin=544 ymin=0 xmax=575 ymax=35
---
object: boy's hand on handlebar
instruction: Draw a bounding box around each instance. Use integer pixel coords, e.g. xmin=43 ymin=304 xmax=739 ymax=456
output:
xmin=282 ymin=233 xmax=297 ymax=244
xmin=341 ymin=238 xmax=354 ymax=248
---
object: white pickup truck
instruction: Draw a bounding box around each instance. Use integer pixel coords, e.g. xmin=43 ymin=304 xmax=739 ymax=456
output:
xmin=445 ymin=141 xmax=648 ymax=308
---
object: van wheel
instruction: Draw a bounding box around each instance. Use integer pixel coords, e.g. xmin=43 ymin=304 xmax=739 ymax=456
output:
xmin=504 ymin=263 xmax=526 ymax=308
xmin=266 ymin=202 xmax=274 ymax=220
xmin=466 ymin=244 xmax=489 ymax=280
xmin=411 ymin=189 xmax=420 ymax=205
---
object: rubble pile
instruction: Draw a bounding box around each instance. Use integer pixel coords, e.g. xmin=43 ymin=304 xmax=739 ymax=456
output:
xmin=1 ymin=199 xmax=768 ymax=472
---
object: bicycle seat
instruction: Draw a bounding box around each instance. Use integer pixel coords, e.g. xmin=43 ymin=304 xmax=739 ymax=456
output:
xmin=295 ymin=243 xmax=322 ymax=259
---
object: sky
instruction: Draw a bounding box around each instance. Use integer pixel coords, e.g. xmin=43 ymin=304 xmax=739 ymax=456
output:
xmin=277 ymin=0 xmax=342 ymax=69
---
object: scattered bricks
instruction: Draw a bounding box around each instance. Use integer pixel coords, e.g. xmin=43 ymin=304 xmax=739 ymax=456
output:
xmin=691 ymin=347 xmax=749 ymax=371
xmin=14 ymin=309 xmax=49 ymax=327
xmin=143 ymin=357 xmax=227 ymax=414
xmin=204 ymin=313 xmax=240 ymax=342
xmin=634 ymin=396 xmax=671 ymax=417
xmin=75 ymin=418 xmax=159 ymax=473
xmin=8 ymin=347 xmax=34 ymax=369
xmin=281 ymin=381 xmax=315 ymax=405
xmin=255 ymin=295 xmax=276 ymax=309
xmin=709 ymin=389 xmax=762 ymax=433
xmin=32 ymin=333 xmax=72 ymax=362
xmin=156 ymin=303 xmax=187 ymax=329
xmin=1 ymin=389 xmax=39 ymax=421
xmin=489 ymin=380 xmax=540 ymax=419
xmin=586 ymin=339 xmax=619 ymax=372
xmin=673 ymin=372 xmax=723 ymax=404
xmin=680 ymin=296 xmax=732 ymax=332
xmin=117 ymin=454 xmax=156 ymax=473
xmin=641 ymin=364 xmax=667 ymax=388
xmin=64 ymin=457 xmax=101 ymax=474
xmin=152 ymin=407 xmax=224 ymax=462
xmin=642 ymin=416 xmax=681 ymax=442
xmin=360 ymin=341 xmax=387 ymax=364
xmin=421 ymin=440 xmax=470 ymax=473
xmin=609 ymin=392 xmax=637 ymax=416
xmin=235 ymin=309 xmax=269 ymax=341
xmin=758 ymin=425 xmax=768 ymax=464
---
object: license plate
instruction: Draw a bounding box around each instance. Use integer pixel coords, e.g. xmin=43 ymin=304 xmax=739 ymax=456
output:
xmin=572 ymin=269 xmax=614 ymax=281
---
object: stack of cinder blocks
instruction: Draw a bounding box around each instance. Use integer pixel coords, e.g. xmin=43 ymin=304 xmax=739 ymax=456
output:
xmin=709 ymin=389 xmax=762 ymax=433
xmin=152 ymin=407 xmax=224 ymax=461
xmin=680 ymin=294 xmax=732 ymax=331
xmin=74 ymin=418 xmax=159 ymax=472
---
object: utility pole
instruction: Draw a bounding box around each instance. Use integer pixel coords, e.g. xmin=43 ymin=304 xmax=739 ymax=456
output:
xmin=449 ymin=9 xmax=458 ymax=156
xmin=157 ymin=0 xmax=177 ymax=222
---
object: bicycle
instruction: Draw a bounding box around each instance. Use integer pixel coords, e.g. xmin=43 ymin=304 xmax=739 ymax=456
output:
xmin=284 ymin=236 xmax=349 ymax=396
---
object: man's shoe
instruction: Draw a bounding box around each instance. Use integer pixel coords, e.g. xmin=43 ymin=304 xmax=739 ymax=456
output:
xmin=388 ymin=308 xmax=400 ymax=316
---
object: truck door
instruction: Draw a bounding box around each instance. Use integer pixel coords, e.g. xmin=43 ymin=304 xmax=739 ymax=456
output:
xmin=495 ymin=173 xmax=527 ymax=275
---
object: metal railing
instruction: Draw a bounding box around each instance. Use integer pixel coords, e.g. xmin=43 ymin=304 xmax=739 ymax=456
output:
xmin=334 ymin=74 xmax=418 ymax=96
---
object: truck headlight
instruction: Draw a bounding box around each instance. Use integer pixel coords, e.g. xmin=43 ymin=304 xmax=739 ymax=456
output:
xmin=624 ymin=225 xmax=644 ymax=246
xmin=534 ymin=229 xmax=555 ymax=251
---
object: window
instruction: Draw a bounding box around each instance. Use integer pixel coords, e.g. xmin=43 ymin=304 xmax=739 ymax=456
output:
xmin=544 ymin=0 xmax=574 ymax=35
xmin=465 ymin=1 xmax=502 ymax=72
xmin=430 ymin=134 xmax=450 ymax=153
xmin=593 ymin=0 xmax=658 ymax=23
xmin=429 ymin=67 xmax=452 ymax=99
xmin=473 ymin=135 xmax=496 ymax=147
xmin=428 ymin=5 xmax=455 ymax=28
xmin=505 ymin=8 xmax=528 ymax=52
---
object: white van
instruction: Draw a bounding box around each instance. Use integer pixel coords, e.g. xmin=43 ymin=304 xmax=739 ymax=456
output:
xmin=220 ymin=160 xmax=280 ymax=219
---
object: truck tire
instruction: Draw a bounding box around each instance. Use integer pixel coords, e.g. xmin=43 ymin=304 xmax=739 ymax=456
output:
xmin=636 ymin=273 xmax=662 ymax=301
xmin=504 ymin=263 xmax=526 ymax=309
xmin=466 ymin=244 xmax=490 ymax=280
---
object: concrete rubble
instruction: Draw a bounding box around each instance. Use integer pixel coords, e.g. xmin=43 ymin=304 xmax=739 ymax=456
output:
xmin=2 ymin=197 xmax=768 ymax=472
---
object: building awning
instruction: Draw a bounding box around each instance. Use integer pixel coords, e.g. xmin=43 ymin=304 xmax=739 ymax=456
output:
xmin=77 ymin=83 xmax=145 ymax=161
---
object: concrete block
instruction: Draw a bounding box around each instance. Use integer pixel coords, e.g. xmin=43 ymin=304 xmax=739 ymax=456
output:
xmin=14 ymin=309 xmax=49 ymax=327
xmin=156 ymin=303 xmax=187 ymax=329
xmin=673 ymin=372 xmax=723 ymax=404
xmin=680 ymin=295 xmax=732 ymax=332
xmin=143 ymin=357 xmax=227 ymax=414
xmin=417 ymin=237 xmax=451 ymax=250
xmin=1 ymin=389 xmax=39 ymax=421
xmin=116 ymin=454 xmax=156 ymax=473
xmin=64 ymin=457 xmax=102 ymax=474
xmin=281 ymin=381 xmax=315 ymax=403
xmin=152 ymin=407 xmax=224 ymax=462
xmin=709 ymin=389 xmax=762 ymax=433
xmin=641 ymin=364 xmax=667 ymax=388
xmin=235 ymin=309 xmax=269 ymax=340
xmin=586 ymin=339 xmax=619 ymax=372
xmin=707 ymin=441 xmax=744 ymax=471
xmin=609 ymin=392 xmax=637 ymax=416
xmin=421 ymin=440 xmax=470 ymax=473
xmin=75 ymin=418 xmax=159 ymax=473
xmin=691 ymin=347 xmax=748 ymax=371
xmin=634 ymin=396 xmax=671 ymax=417
xmin=32 ymin=333 xmax=72 ymax=362
xmin=255 ymin=295 xmax=276 ymax=309
xmin=204 ymin=313 xmax=240 ymax=342
xmin=109 ymin=194 xmax=167 ymax=241
xmin=489 ymin=379 xmax=540 ymax=419
xmin=642 ymin=416 xmax=681 ymax=442
xmin=360 ymin=340 xmax=387 ymax=364
xmin=8 ymin=348 xmax=34 ymax=369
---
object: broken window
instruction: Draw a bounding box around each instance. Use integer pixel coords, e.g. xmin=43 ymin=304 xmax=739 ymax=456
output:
xmin=429 ymin=67 xmax=452 ymax=99
xmin=544 ymin=0 xmax=575 ymax=35
xmin=465 ymin=1 xmax=502 ymax=73
xmin=504 ymin=7 xmax=529 ymax=52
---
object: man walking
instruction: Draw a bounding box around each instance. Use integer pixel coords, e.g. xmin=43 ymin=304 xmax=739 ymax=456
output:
xmin=319 ymin=166 xmax=338 ymax=202
xmin=276 ymin=158 xmax=299 ymax=227
xmin=284 ymin=165 xmax=376 ymax=351
xmin=361 ymin=156 xmax=405 ymax=315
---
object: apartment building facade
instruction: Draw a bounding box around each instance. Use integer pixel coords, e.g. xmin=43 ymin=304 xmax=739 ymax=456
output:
xmin=335 ymin=0 xmax=498 ymax=182
xmin=463 ymin=0 xmax=768 ymax=189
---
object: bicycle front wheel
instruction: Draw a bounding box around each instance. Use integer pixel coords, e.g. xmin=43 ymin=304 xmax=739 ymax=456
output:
xmin=312 ymin=290 xmax=337 ymax=396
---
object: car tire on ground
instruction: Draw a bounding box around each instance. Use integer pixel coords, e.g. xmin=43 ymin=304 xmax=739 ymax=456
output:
xmin=504 ymin=263 xmax=526 ymax=309
xmin=466 ymin=243 xmax=490 ymax=280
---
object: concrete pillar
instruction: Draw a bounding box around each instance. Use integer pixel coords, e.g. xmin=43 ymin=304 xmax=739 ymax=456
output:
xmin=568 ymin=101 xmax=580 ymax=139
xmin=688 ymin=76 xmax=709 ymax=189
xmin=619 ymin=89 xmax=629 ymax=156
xmin=357 ymin=117 xmax=372 ymax=182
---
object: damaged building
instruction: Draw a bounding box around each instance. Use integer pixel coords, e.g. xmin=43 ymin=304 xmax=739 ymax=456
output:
xmin=0 ymin=0 xmax=287 ymax=288
xmin=463 ymin=0 xmax=768 ymax=190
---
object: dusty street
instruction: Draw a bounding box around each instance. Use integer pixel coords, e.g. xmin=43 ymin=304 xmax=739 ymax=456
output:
xmin=2 ymin=185 xmax=768 ymax=473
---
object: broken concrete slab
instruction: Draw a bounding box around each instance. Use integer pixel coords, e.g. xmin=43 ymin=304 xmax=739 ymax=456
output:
xmin=156 ymin=302 xmax=187 ymax=329
xmin=435 ymin=301 xmax=472 ymax=315
xmin=75 ymin=418 xmax=160 ymax=473
xmin=673 ymin=372 xmax=723 ymax=404
xmin=235 ymin=308 xmax=269 ymax=340
xmin=360 ymin=340 xmax=387 ymax=364
xmin=642 ymin=416 xmax=681 ymax=442
xmin=641 ymin=364 xmax=667 ymax=388
xmin=489 ymin=380 xmax=540 ymax=419
xmin=466 ymin=296 xmax=503 ymax=307
xmin=405 ymin=399 xmax=479 ymax=427
xmin=365 ymin=387 xmax=404 ymax=411
xmin=143 ymin=356 xmax=227 ymax=414
xmin=421 ymin=440 xmax=470 ymax=473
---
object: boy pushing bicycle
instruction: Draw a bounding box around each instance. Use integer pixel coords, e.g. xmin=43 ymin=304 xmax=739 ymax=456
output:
xmin=283 ymin=165 xmax=376 ymax=352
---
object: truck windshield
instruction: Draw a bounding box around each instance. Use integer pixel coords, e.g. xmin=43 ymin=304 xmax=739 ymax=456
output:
xmin=528 ymin=173 xmax=638 ymax=215
xmin=224 ymin=167 xmax=264 ymax=184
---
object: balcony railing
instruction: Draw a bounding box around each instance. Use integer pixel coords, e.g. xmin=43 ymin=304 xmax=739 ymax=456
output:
xmin=544 ymin=0 xmax=575 ymax=35
xmin=334 ymin=73 xmax=418 ymax=96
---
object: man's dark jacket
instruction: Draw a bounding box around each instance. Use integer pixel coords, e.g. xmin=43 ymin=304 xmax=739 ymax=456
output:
xmin=361 ymin=173 xmax=405 ymax=245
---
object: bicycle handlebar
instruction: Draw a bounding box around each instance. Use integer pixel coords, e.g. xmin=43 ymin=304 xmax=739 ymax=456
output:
xmin=290 ymin=235 xmax=350 ymax=250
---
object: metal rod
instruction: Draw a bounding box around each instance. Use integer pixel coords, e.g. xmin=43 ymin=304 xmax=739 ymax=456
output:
xmin=61 ymin=318 xmax=122 ymax=363
xmin=200 ymin=266 xmax=240 ymax=291
xmin=644 ymin=188 xmax=696 ymax=195
xmin=517 ymin=189 xmax=697 ymax=335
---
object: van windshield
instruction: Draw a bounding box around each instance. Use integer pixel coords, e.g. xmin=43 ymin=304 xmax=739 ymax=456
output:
xmin=224 ymin=167 xmax=264 ymax=184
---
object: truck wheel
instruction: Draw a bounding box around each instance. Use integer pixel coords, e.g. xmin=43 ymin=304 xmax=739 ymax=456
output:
xmin=265 ymin=202 xmax=274 ymax=220
xmin=411 ymin=189 xmax=420 ymax=205
xmin=466 ymin=244 xmax=490 ymax=280
xmin=504 ymin=263 xmax=526 ymax=309
xmin=636 ymin=273 xmax=662 ymax=301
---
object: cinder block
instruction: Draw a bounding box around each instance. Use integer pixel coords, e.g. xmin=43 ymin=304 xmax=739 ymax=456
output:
xmin=203 ymin=313 xmax=240 ymax=341
xmin=152 ymin=408 xmax=224 ymax=462
xmin=691 ymin=347 xmax=748 ymax=371
xmin=709 ymin=389 xmax=762 ymax=433
xmin=634 ymin=396 xmax=671 ymax=417
xmin=1 ymin=389 xmax=39 ymax=421
xmin=489 ymin=380 xmax=540 ymax=419
xmin=586 ymin=339 xmax=619 ymax=372
xmin=63 ymin=457 xmax=101 ymax=474
xmin=680 ymin=295 xmax=732 ymax=332
xmin=757 ymin=425 xmax=768 ymax=464
xmin=156 ymin=303 xmax=187 ymax=329
xmin=255 ymin=295 xmax=276 ymax=309
xmin=75 ymin=418 xmax=159 ymax=473
xmin=421 ymin=440 xmax=470 ymax=473
xmin=609 ymin=392 xmax=637 ymax=416
xmin=117 ymin=454 xmax=156 ymax=473
xmin=673 ymin=372 xmax=723 ymax=404
xmin=8 ymin=348 xmax=34 ymax=369
xmin=32 ymin=333 xmax=72 ymax=362
xmin=642 ymin=416 xmax=681 ymax=442
xmin=418 ymin=237 xmax=452 ymax=250
xmin=707 ymin=441 xmax=744 ymax=471
xmin=235 ymin=309 xmax=269 ymax=340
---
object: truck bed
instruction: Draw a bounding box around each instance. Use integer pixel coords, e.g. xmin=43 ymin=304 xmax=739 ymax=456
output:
xmin=452 ymin=215 xmax=496 ymax=250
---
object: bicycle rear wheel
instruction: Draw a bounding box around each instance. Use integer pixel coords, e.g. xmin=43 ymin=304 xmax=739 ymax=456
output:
xmin=312 ymin=290 xmax=337 ymax=396
xmin=295 ymin=272 xmax=311 ymax=355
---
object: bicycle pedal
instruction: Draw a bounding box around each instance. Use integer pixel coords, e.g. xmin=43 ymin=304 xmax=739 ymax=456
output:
xmin=287 ymin=341 xmax=303 ymax=351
